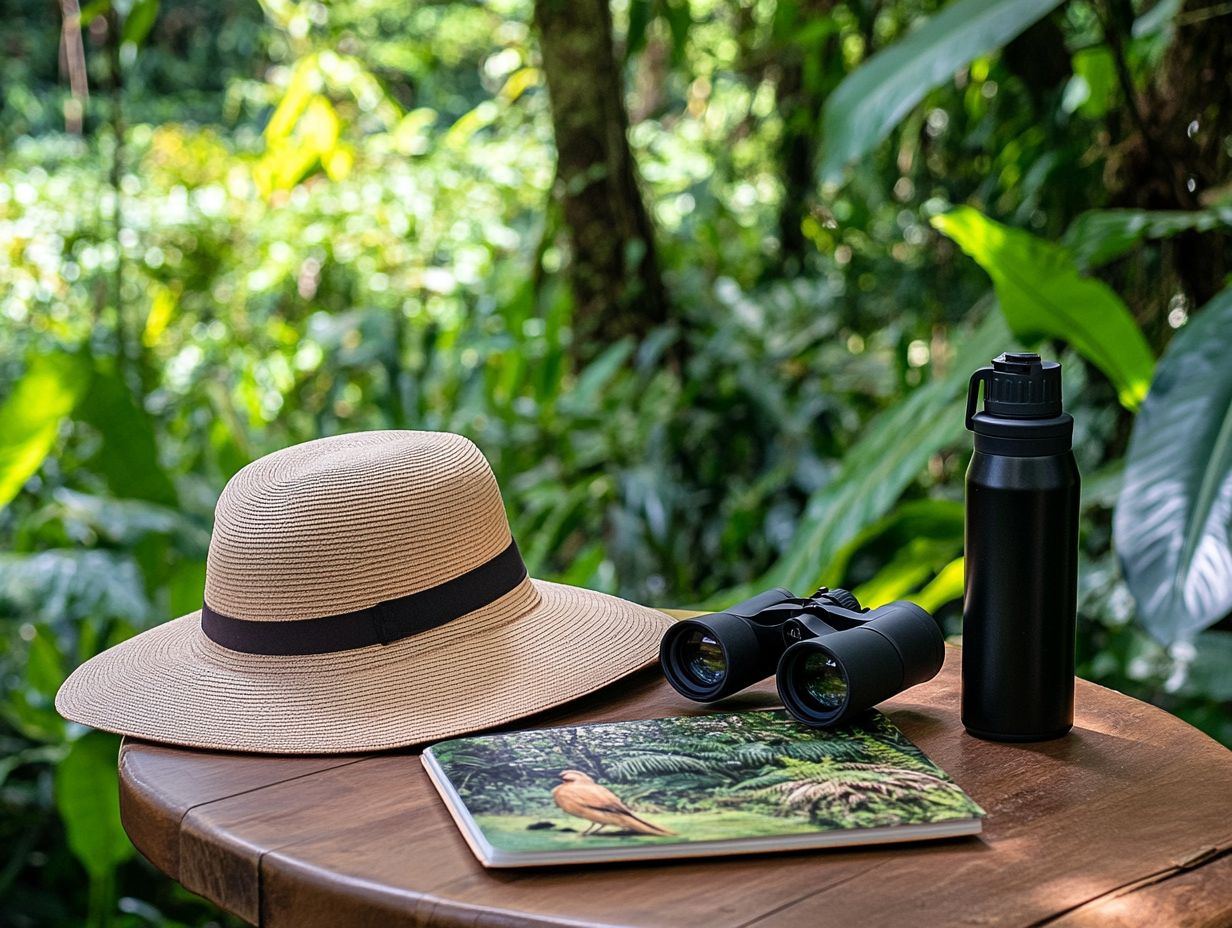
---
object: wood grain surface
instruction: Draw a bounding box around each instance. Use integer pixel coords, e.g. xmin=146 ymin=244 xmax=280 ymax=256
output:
xmin=118 ymin=638 xmax=1232 ymax=928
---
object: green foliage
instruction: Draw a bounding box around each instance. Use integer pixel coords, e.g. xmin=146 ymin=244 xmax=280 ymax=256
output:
xmin=1180 ymin=632 xmax=1232 ymax=702
xmin=1063 ymin=47 xmax=1116 ymax=119
xmin=0 ymin=354 xmax=90 ymax=509
xmin=932 ymin=207 xmax=1155 ymax=410
xmin=1114 ymin=286 xmax=1232 ymax=645
xmin=755 ymin=307 xmax=1011 ymax=600
xmin=55 ymin=732 xmax=132 ymax=880
xmin=817 ymin=0 xmax=1065 ymax=183
xmin=1063 ymin=208 xmax=1232 ymax=270
xmin=121 ymin=0 xmax=162 ymax=49
xmin=914 ymin=557 xmax=965 ymax=614
xmin=1 ymin=0 xmax=1230 ymax=921
xmin=827 ymin=499 xmax=964 ymax=585
xmin=76 ymin=370 xmax=178 ymax=507
xmin=53 ymin=730 xmax=143 ymax=927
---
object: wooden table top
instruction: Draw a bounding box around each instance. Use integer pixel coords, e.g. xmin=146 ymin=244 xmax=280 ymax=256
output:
xmin=118 ymin=637 xmax=1232 ymax=928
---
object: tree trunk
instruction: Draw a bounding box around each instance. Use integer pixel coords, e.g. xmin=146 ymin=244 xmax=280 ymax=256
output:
xmin=772 ymin=0 xmax=838 ymax=277
xmin=533 ymin=0 xmax=669 ymax=358
xmin=774 ymin=54 xmax=818 ymax=274
xmin=1106 ymin=0 xmax=1232 ymax=328
xmin=1001 ymin=15 xmax=1072 ymax=115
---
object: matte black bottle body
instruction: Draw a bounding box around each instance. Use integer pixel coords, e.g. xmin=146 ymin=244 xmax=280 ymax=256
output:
xmin=962 ymin=450 xmax=1080 ymax=741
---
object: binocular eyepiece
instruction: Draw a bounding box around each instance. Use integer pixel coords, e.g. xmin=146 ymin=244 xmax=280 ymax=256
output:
xmin=660 ymin=587 xmax=944 ymax=728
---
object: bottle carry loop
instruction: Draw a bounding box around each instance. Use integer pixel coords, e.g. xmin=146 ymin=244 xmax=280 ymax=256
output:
xmin=965 ymin=367 xmax=992 ymax=431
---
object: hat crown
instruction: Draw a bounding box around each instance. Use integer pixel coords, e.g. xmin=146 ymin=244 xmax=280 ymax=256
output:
xmin=204 ymin=431 xmax=513 ymax=621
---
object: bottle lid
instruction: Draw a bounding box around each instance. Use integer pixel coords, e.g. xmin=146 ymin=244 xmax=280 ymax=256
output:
xmin=965 ymin=352 xmax=1073 ymax=454
xmin=977 ymin=352 xmax=1063 ymax=419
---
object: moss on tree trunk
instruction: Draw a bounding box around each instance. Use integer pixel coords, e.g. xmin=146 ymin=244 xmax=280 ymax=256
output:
xmin=533 ymin=0 xmax=669 ymax=359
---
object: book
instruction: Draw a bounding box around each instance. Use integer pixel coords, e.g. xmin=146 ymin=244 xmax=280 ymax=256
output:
xmin=421 ymin=709 xmax=984 ymax=867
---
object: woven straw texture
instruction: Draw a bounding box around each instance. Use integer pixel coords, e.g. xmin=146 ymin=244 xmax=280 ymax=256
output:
xmin=55 ymin=431 xmax=672 ymax=753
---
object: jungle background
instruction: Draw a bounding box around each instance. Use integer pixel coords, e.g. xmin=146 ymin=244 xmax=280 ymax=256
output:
xmin=1 ymin=0 xmax=1231 ymax=923
xmin=431 ymin=710 xmax=983 ymax=853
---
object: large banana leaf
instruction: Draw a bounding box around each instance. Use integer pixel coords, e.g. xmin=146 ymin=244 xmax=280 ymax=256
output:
xmin=1114 ymin=286 xmax=1232 ymax=645
xmin=933 ymin=206 xmax=1155 ymax=410
xmin=817 ymin=0 xmax=1064 ymax=183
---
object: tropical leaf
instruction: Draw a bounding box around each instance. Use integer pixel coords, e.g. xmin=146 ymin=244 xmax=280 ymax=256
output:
xmin=915 ymin=556 xmax=964 ymax=613
xmin=559 ymin=339 xmax=635 ymax=414
xmin=75 ymin=372 xmax=178 ymax=506
xmin=55 ymin=732 xmax=134 ymax=881
xmin=852 ymin=535 xmax=962 ymax=608
xmin=727 ymin=769 xmax=798 ymax=792
xmin=25 ymin=625 xmax=66 ymax=700
xmin=263 ymin=54 xmax=321 ymax=144
xmin=1132 ymin=0 xmax=1179 ymax=37
xmin=659 ymin=0 xmax=691 ymax=65
xmin=3 ymin=688 xmax=66 ymax=742
xmin=1063 ymin=207 xmax=1232 ymax=270
xmin=49 ymin=489 xmax=206 ymax=549
xmin=1113 ymin=286 xmax=1232 ymax=644
xmin=762 ymin=761 xmax=964 ymax=821
xmin=166 ymin=558 xmax=208 ymax=617
xmin=0 ymin=353 xmax=90 ymax=510
xmin=932 ymin=206 xmax=1155 ymax=410
xmin=76 ymin=0 xmax=113 ymax=27
xmin=817 ymin=0 xmax=1065 ymax=183
xmin=0 ymin=550 xmax=152 ymax=625
xmin=852 ymin=730 xmax=937 ymax=774
xmin=826 ymin=499 xmax=964 ymax=588
xmin=0 ymin=745 xmax=64 ymax=791
xmin=121 ymin=0 xmax=159 ymax=47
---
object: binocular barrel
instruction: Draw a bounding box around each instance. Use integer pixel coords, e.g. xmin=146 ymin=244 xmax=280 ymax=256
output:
xmin=777 ymin=602 xmax=944 ymax=728
xmin=660 ymin=590 xmax=944 ymax=728
xmin=659 ymin=588 xmax=793 ymax=701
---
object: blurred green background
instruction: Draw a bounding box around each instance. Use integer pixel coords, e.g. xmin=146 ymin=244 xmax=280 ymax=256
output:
xmin=2 ymin=0 xmax=1231 ymax=924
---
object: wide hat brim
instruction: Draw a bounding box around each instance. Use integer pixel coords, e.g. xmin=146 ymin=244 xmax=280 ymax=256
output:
xmin=55 ymin=578 xmax=673 ymax=754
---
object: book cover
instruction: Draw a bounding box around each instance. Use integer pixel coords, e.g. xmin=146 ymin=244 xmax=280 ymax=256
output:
xmin=422 ymin=710 xmax=984 ymax=867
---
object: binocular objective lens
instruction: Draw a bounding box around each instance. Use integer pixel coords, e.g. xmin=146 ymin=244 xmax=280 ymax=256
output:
xmin=680 ymin=630 xmax=726 ymax=686
xmin=801 ymin=653 xmax=848 ymax=712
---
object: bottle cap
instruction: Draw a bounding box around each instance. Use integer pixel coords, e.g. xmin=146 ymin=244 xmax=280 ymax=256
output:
xmin=965 ymin=351 xmax=1072 ymax=455
xmin=977 ymin=352 xmax=1063 ymax=419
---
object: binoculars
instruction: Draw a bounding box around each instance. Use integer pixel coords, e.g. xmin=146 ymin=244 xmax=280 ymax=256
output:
xmin=660 ymin=587 xmax=944 ymax=728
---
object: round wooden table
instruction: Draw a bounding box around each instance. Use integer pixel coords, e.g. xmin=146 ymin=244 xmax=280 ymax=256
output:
xmin=118 ymin=638 xmax=1232 ymax=927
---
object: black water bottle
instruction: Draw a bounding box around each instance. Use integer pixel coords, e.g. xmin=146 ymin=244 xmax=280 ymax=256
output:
xmin=962 ymin=352 xmax=1080 ymax=742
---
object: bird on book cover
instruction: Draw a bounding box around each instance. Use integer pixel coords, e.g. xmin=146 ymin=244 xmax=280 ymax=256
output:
xmin=552 ymin=770 xmax=676 ymax=836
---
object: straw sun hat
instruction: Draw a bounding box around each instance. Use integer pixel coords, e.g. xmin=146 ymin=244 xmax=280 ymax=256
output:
xmin=56 ymin=430 xmax=672 ymax=753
